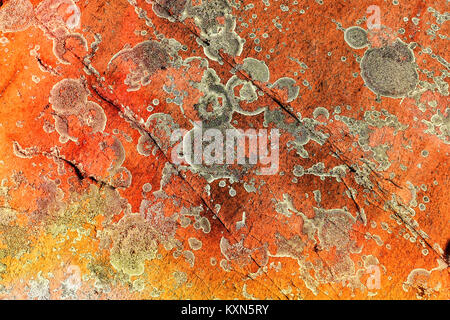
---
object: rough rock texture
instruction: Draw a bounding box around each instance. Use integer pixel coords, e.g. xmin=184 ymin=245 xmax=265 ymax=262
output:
xmin=0 ymin=0 xmax=448 ymax=299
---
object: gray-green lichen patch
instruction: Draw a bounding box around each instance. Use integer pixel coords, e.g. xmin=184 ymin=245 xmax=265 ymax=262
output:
xmin=136 ymin=113 xmax=179 ymax=156
xmin=109 ymin=40 xmax=171 ymax=91
xmin=103 ymin=213 xmax=168 ymax=277
xmin=183 ymin=0 xmax=244 ymax=63
xmin=0 ymin=0 xmax=34 ymax=33
xmin=199 ymin=14 xmax=245 ymax=63
xmin=151 ymin=0 xmax=187 ymax=21
xmin=48 ymin=78 xmax=107 ymax=143
xmin=264 ymin=108 xmax=329 ymax=159
xmin=344 ymin=26 xmax=369 ymax=49
xmin=271 ymin=77 xmax=300 ymax=102
xmin=49 ymin=78 xmax=88 ymax=115
xmin=360 ymin=40 xmax=419 ymax=98
xmin=240 ymin=57 xmax=270 ymax=83
xmin=421 ymin=109 xmax=450 ymax=144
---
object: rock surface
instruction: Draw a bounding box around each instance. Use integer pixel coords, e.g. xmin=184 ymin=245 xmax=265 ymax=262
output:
xmin=0 ymin=0 xmax=448 ymax=299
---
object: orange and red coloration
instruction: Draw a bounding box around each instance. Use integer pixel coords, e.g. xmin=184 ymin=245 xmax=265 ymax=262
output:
xmin=0 ymin=0 xmax=448 ymax=299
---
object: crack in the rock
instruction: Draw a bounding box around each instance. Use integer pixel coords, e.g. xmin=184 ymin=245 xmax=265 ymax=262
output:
xmin=60 ymin=157 xmax=116 ymax=190
xmin=444 ymin=239 xmax=450 ymax=266
xmin=0 ymin=70 xmax=18 ymax=97
xmin=35 ymin=56 xmax=61 ymax=76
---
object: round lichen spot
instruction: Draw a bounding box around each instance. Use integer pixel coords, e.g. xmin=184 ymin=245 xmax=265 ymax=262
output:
xmin=344 ymin=26 xmax=368 ymax=49
xmin=360 ymin=40 xmax=419 ymax=98
xmin=49 ymin=79 xmax=88 ymax=114
xmin=142 ymin=183 xmax=152 ymax=192
xmin=152 ymin=0 xmax=187 ymax=20
xmin=79 ymin=101 xmax=107 ymax=133
xmin=293 ymin=165 xmax=304 ymax=177
xmin=0 ymin=0 xmax=34 ymax=33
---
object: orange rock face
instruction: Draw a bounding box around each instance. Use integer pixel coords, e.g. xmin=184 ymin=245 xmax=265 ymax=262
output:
xmin=0 ymin=0 xmax=448 ymax=299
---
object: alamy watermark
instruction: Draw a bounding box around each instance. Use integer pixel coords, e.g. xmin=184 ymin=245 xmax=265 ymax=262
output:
xmin=170 ymin=122 xmax=280 ymax=175
xmin=53 ymin=0 xmax=81 ymax=29
xmin=366 ymin=5 xmax=381 ymax=30
xmin=366 ymin=265 xmax=381 ymax=290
